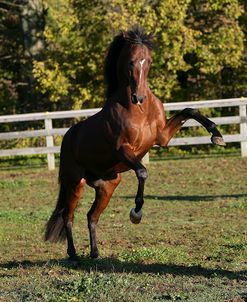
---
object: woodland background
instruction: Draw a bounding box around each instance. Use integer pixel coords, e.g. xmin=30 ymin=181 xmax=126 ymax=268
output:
xmin=0 ymin=0 xmax=247 ymax=154
xmin=1 ymin=0 xmax=247 ymax=113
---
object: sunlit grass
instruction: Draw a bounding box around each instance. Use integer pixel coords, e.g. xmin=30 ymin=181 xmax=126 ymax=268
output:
xmin=0 ymin=156 xmax=247 ymax=301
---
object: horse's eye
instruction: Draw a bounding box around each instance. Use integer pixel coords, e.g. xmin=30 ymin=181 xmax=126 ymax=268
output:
xmin=129 ymin=61 xmax=134 ymax=68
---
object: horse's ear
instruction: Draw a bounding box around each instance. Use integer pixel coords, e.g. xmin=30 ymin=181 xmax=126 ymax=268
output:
xmin=146 ymin=32 xmax=154 ymax=49
xmin=122 ymin=30 xmax=128 ymax=39
xmin=148 ymin=32 xmax=154 ymax=41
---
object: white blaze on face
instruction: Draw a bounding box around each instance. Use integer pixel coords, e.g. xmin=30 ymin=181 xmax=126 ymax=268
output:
xmin=139 ymin=59 xmax=145 ymax=83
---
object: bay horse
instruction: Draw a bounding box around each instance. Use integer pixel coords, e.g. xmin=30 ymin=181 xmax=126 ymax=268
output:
xmin=45 ymin=26 xmax=225 ymax=260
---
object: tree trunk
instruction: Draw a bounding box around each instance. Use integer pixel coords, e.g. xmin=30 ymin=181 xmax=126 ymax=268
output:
xmin=19 ymin=0 xmax=45 ymax=112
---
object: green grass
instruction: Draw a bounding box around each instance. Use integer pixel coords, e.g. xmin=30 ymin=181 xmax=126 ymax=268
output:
xmin=0 ymin=156 xmax=247 ymax=301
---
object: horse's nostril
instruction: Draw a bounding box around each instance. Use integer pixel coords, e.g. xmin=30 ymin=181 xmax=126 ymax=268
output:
xmin=132 ymin=94 xmax=145 ymax=104
xmin=138 ymin=96 xmax=144 ymax=103
xmin=138 ymin=95 xmax=146 ymax=103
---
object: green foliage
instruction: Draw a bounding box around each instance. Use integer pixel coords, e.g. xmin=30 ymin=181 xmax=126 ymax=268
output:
xmin=0 ymin=0 xmax=46 ymax=117
xmin=33 ymin=0 xmax=108 ymax=109
xmin=32 ymin=0 xmax=246 ymax=108
xmin=0 ymin=1 xmax=22 ymax=115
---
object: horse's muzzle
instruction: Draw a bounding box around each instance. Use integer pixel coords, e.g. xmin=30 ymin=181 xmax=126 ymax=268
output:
xmin=132 ymin=93 xmax=146 ymax=104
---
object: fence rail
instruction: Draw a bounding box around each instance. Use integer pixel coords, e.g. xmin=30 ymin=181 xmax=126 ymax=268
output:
xmin=0 ymin=98 xmax=247 ymax=169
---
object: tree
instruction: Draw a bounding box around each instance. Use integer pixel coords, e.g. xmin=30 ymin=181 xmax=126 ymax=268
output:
xmin=0 ymin=0 xmax=23 ymax=115
xmin=218 ymin=0 xmax=247 ymax=99
xmin=174 ymin=0 xmax=244 ymax=101
xmin=33 ymin=0 xmax=245 ymax=111
xmin=0 ymin=0 xmax=46 ymax=116
xmin=33 ymin=0 xmax=107 ymax=110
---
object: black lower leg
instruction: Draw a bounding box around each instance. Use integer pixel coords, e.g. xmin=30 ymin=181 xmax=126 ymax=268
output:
xmin=135 ymin=198 xmax=144 ymax=213
xmin=87 ymin=209 xmax=99 ymax=259
xmin=135 ymin=168 xmax=147 ymax=212
xmin=182 ymin=108 xmax=217 ymax=133
xmin=182 ymin=108 xmax=225 ymax=145
xmin=88 ymin=221 xmax=99 ymax=258
xmin=207 ymin=123 xmax=222 ymax=137
xmin=65 ymin=221 xmax=77 ymax=260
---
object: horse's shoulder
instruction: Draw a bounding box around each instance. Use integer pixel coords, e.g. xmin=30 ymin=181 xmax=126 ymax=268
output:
xmin=149 ymin=94 xmax=166 ymax=122
xmin=150 ymin=94 xmax=163 ymax=109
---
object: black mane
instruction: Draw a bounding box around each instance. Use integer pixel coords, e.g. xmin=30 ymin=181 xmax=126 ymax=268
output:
xmin=104 ymin=26 xmax=153 ymax=98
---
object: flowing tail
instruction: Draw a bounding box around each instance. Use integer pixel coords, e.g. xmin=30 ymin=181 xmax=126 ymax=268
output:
xmin=45 ymin=182 xmax=67 ymax=243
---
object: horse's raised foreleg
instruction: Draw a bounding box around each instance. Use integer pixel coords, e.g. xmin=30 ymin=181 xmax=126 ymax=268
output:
xmin=158 ymin=108 xmax=225 ymax=147
xmin=117 ymin=144 xmax=148 ymax=224
xmin=87 ymin=174 xmax=121 ymax=258
xmin=64 ymin=179 xmax=86 ymax=260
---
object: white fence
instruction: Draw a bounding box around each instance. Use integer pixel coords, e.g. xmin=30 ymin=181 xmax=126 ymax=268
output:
xmin=0 ymin=98 xmax=247 ymax=170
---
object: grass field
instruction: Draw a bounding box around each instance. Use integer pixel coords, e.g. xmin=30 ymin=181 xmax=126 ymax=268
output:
xmin=0 ymin=156 xmax=247 ymax=302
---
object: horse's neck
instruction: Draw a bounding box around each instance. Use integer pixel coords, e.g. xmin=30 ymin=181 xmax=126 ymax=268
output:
xmin=114 ymin=86 xmax=131 ymax=108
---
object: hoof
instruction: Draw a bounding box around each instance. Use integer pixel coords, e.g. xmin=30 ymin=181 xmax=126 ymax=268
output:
xmin=211 ymin=136 xmax=226 ymax=146
xmin=90 ymin=250 xmax=99 ymax=259
xmin=130 ymin=208 xmax=142 ymax=224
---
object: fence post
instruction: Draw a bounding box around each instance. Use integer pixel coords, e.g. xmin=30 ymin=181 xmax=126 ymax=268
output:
xmin=142 ymin=152 xmax=150 ymax=164
xmin=240 ymin=104 xmax=247 ymax=157
xmin=45 ymin=117 xmax=55 ymax=170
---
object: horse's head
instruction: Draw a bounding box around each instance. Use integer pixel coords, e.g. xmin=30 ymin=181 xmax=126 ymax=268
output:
xmin=125 ymin=44 xmax=152 ymax=104
xmin=104 ymin=26 xmax=153 ymax=104
xmin=118 ymin=28 xmax=153 ymax=105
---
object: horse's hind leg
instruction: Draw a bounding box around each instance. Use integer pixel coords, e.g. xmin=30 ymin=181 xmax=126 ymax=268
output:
xmin=87 ymin=174 xmax=121 ymax=258
xmin=64 ymin=179 xmax=86 ymax=260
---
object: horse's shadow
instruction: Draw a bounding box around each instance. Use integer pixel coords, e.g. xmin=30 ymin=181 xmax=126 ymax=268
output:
xmin=122 ymin=193 xmax=247 ymax=202
xmin=1 ymin=256 xmax=246 ymax=281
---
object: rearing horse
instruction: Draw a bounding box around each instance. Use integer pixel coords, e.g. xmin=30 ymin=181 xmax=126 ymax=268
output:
xmin=45 ymin=27 xmax=225 ymax=260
